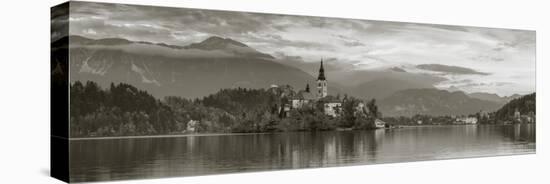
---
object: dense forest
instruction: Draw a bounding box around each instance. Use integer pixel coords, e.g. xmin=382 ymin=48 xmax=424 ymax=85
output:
xmin=494 ymin=93 xmax=536 ymax=121
xmin=69 ymin=81 xmax=381 ymax=137
xmin=70 ymin=81 xmax=176 ymax=137
xmin=472 ymin=92 xmax=536 ymax=124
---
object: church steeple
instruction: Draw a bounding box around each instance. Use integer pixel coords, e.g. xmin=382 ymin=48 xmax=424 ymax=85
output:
xmin=317 ymin=59 xmax=326 ymax=80
xmin=316 ymin=58 xmax=328 ymax=98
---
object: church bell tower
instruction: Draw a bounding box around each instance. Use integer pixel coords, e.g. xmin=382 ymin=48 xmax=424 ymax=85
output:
xmin=317 ymin=59 xmax=328 ymax=99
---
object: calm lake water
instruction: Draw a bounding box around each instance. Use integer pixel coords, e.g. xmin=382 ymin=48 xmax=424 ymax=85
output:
xmin=69 ymin=124 xmax=535 ymax=182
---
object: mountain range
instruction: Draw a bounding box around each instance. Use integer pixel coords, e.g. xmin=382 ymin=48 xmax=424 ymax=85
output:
xmin=379 ymin=89 xmax=503 ymax=117
xmin=53 ymin=35 xmax=523 ymax=117
xmin=467 ymin=92 xmax=521 ymax=104
xmin=61 ymin=35 xmax=314 ymax=98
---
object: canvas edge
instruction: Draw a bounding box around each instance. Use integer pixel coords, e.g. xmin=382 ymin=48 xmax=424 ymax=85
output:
xmin=51 ymin=1 xmax=71 ymax=183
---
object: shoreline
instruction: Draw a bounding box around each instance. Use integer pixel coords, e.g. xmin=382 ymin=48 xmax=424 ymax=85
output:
xmin=69 ymin=124 xmax=531 ymax=141
xmin=69 ymin=132 xmax=272 ymax=141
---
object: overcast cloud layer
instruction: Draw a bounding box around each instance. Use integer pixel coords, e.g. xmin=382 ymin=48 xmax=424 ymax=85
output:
xmin=65 ymin=2 xmax=535 ymax=96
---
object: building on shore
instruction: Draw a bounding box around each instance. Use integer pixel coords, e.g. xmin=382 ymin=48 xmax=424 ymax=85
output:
xmin=517 ymin=111 xmax=535 ymax=124
xmin=186 ymin=120 xmax=198 ymax=132
xmin=375 ymin=119 xmax=387 ymax=128
xmin=455 ymin=116 xmax=478 ymax=124
xmin=514 ymin=108 xmax=521 ymax=121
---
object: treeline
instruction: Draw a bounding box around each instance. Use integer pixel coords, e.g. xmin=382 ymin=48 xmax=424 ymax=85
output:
xmin=382 ymin=115 xmax=458 ymax=125
xmin=473 ymin=93 xmax=536 ymax=124
xmin=69 ymin=81 xmax=381 ymax=137
xmin=494 ymin=93 xmax=536 ymax=121
xmin=475 ymin=93 xmax=536 ymax=124
xmin=70 ymin=81 xmax=177 ymax=137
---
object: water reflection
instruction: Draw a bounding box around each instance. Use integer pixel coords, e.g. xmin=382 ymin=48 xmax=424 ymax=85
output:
xmin=70 ymin=124 xmax=535 ymax=182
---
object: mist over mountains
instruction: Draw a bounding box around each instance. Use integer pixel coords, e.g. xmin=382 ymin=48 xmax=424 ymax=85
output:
xmin=63 ymin=35 xmax=315 ymax=98
xmin=54 ymin=35 xmax=524 ymax=116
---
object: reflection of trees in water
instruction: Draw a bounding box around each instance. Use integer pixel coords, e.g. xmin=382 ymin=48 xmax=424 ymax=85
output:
xmin=70 ymin=138 xmax=174 ymax=182
xmin=70 ymin=131 xmax=387 ymax=182
xmin=371 ymin=129 xmax=385 ymax=158
xmin=511 ymin=124 xmax=535 ymax=142
xmin=69 ymin=125 xmax=536 ymax=182
xmin=495 ymin=124 xmax=536 ymax=142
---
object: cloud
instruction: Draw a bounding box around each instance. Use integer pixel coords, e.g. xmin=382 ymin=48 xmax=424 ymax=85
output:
xmin=51 ymin=3 xmax=69 ymax=42
xmin=66 ymin=1 xmax=536 ymax=96
xmin=416 ymin=64 xmax=490 ymax=75
xmin=333 ymin=34 xmax=365 ymax=47
xmin=470 ymin=55 xmax=505 ymax=62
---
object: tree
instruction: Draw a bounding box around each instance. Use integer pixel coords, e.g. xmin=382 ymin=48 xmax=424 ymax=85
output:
xmin=366 ymin=98 xmax=381 ymax=119
xmin=340 ymin=97 xmax=359 ymax=128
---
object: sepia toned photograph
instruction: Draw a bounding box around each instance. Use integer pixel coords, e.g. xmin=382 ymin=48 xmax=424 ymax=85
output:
xmin=51 ymin=1 xmax=535 ymax=182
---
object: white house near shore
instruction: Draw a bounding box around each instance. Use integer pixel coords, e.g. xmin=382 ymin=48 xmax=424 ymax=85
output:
xmin=455 ymin=117 xmax=478 ymax=124
xmin=375 ymin=119 xmax=386 ymax=128
xmin=186 ymin=120 xmax=198 ymax=132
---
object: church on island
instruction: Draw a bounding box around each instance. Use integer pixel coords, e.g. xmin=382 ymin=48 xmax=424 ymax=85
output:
xmin=274 ymin=59 xmax=343 ymax=118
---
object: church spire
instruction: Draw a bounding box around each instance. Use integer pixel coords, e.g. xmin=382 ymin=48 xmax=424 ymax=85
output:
xmin=317 ymin=59 xmax=326 ymax=80
xmin=316 ymin=58 xmax=328 ymax=98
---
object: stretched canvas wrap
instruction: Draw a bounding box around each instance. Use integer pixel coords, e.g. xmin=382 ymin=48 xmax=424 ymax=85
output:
xmin=51 ymin=1 xmax=536 ymax=183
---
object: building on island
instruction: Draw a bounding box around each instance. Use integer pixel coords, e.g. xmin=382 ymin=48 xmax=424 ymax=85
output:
xmin=291 ymin=86 xmax=316 ymax=109
xmin=318 ymin=95 xmax=342 ymax=117
xmin=315 ymin=59 xmax=342 ymax=117
xmin=281 ymin=59 xmax=343 ymax=117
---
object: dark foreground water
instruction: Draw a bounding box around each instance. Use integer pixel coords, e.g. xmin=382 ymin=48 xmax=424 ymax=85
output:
xmin=69 ymin=124 xmax=535 ymax=182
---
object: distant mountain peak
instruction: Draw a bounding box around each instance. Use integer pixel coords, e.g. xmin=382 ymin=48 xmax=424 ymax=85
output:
xmin=185 ymin=36 xmax=274 ymax=59
xmin=185 ymin=36 xmax=249 ymax=50
xmin=389 ymin=67 xmax=407 ymax=72
xmin=467 ymin=92 xmax=522 ymax=104
xmin=58 ymin=35 xmax=274 ymax=59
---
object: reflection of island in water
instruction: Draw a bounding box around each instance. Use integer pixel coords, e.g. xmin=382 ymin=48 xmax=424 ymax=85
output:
xmin=70 ymin=124 xmax=535 ymax=182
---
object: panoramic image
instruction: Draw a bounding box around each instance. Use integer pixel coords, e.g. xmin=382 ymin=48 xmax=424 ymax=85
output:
xmin=51 ymin=2 xmax=535 ymax=182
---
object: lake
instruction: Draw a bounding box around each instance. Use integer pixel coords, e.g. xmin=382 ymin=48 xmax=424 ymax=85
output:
xmin=69 ymin=124 xmax=535 ymax=182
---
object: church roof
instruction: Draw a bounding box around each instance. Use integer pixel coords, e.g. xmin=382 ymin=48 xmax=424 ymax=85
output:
xmin=294 ymin=90 xmax=316 ymax=100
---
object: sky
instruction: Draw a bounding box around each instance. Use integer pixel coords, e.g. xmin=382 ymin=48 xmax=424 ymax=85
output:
xmin=62 ymin=1 xmax=536 ymax=96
